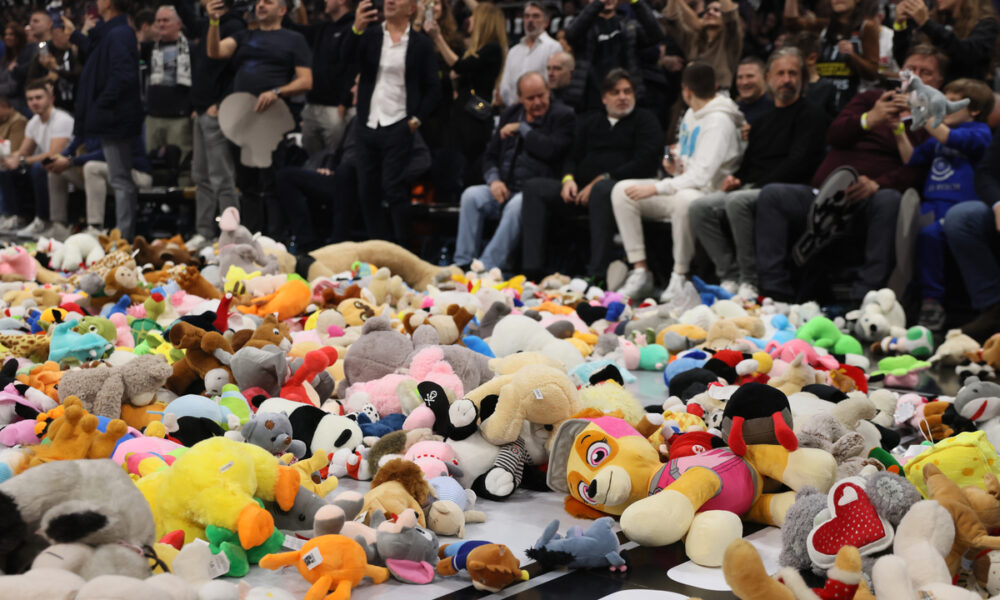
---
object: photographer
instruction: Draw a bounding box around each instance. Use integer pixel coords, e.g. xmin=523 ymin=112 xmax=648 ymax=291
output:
xmin=25 ymin=15 xmax=80 ymax=113
xmin=206 ymin=0 xmax=313 ymax=238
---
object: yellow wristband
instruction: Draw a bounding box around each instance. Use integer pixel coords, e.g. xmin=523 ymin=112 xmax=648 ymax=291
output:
xmin=893 ymin=19 xmax=907 ymax=31
xmin=561 ymin=175 xmax=574 ymax=184
xmin=894 ymin=122 xmax=906 ymax=135
xmin=352 ymin=25 xmax=364 ymax=35
xmin=860 ymin=112 xmax=871 ymax=131
xmin=209 ymin=18 xmax=220 ymax=26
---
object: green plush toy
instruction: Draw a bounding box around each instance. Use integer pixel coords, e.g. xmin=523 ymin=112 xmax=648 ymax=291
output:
xmin=873 ymin=355 xmax=932 ymax=376
xmin=206 ymin=501 xmax=285 ymax=577
xmin=795 ymin=316 xmax=864 ymax=355
xmin=638 ymin=344 xmax=669 ymax=370
xmin=73 ymin=316 xmax=117 ymax=344
xmin=217 ymin=384 xmax=253 ymax=426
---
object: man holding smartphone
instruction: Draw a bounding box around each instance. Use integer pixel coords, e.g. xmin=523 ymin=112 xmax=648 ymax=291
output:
xmin=344 ymin=0 xmax=439 ymax=245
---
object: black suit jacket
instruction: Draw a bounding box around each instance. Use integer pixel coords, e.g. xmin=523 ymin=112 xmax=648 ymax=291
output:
xmin=344 ymin=23 xmax=440 ymax=127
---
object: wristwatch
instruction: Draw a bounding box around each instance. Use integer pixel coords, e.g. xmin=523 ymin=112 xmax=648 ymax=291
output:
xmin=271 ymin=87 xmax=281 ymax=98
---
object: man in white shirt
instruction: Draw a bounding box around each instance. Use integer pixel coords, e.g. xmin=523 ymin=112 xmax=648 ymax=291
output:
xmin=1 ymin=81 xmax=73 ymax=236
xmin=497 ymin=1 xmax=562 ymax=108
xmin=347 ymin=0 xmax=439 ymax=245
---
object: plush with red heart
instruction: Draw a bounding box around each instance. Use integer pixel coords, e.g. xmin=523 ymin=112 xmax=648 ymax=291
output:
xmin=806 ymin=476 xmax=894 ymax=568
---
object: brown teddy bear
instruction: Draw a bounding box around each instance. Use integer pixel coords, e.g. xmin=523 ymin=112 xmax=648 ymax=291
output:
xmin=23 ymin=397 xmax=128 ymax=471
xmin=166 ymin=322 xmax=234 ymax=396
xmin=305 ymin=241 xmax=460 ymax=291
xmin=402 ymin=305 xmax=475 ymax=345
xmin=231 ymin=314 xmax=292 ymax=351
xmin=89 ymin=262 xmax=149 ymax=308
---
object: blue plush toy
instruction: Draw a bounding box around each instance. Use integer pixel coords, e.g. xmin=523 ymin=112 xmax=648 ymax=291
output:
xmin=691 ymin=275 xmax=734 ymax=305
xmin=48 ymin=319 xmax=114 ymax=365
xmin=526 ymin=517 xmax=626 ymax=571
xmin=356 ymin=411 xmax=405 ymax=437
xmin=662 ymin=349 xmax=710 ymax=386
xmin=462 ymin=335 xmax=495 ymax=358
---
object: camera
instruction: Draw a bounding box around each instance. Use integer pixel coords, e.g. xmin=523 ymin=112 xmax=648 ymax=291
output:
xmin=224 ymin=0 xmax=255 ymax=14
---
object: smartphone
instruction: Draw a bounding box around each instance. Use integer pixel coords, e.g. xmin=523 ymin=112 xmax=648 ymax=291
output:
xmin=85 ymin=2 xmax=99 ymax=19
xmin=878 ymin=77 xmax=902 ymax=91
xmin=41 ymin=156 xmax=54 ymax=165
xmin=424 ymin=1 xmax=434 ymax=26
xmin=370 ymin=0 xmax=383 ymax=12
xmin=37 ymin=41 xmax=49 ymax=58
xmin=48 ymin=9 xmax=63 ymax=28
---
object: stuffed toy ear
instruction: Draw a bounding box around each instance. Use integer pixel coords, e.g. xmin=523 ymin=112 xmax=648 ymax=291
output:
xmin=772 ymin=413 xmax=797 ymax=452
xmin=564 ymin=496 xmax=605 ymax=520
xmin=727 ymin=416 xmax=746 ymax=456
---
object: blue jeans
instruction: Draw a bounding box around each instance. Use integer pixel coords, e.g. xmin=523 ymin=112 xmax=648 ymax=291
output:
xmin=454 ymin=184 xmax=523 ymax=270
xmin=942 ymin=201 xmax=1000 ymax=309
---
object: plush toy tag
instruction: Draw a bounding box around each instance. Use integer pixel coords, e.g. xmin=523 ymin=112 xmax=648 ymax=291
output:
xmin=208 ymin=549 xmax=231 ymax=578
xmin=302 ymin=547 xmax=323 ymax=570
xmin=533 ymin=389 xmax=543 ymax=400
xmin=282 ymin=534 xmax=306 ymax=550
xmin=219 ymin=461 xmax=234 ymax=473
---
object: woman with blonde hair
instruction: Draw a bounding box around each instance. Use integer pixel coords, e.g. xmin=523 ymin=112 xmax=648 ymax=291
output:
xmin=426 ymin=2 xmax=507 ymax=187
xmin=893 ymin=0 xmax=998 ymax=81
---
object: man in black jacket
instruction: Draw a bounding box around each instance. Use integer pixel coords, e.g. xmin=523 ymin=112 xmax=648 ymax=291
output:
xmin=453 ymin=71 xmax=575 ymax=272
xmin=187 ymin=0 xmax=245 ymax=249
xmin=688 ymin=47 xmax=829 ymax=301
xmin=292 ymin=0 xmax=356 ymax=157
xmin=520 ymin=69 xmax=660 ymax=282
xmin=346 ymin=0 xmax=439 ymax=245
xmin=563 ymin=0 xmax=663 ymax=112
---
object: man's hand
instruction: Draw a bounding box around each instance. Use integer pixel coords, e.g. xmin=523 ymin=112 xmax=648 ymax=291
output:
xmin=2 ymin=156 xmax=18 ymax=171
xmin=355 ymin=0 xmax=378 ymax=31
xmin=207 ymin=0 xmax=226 ymax=19
xmin=47 ymin=154 xmax=70 ymax=174
xmin=660 ymin=55 xmax=684 ymax=72
xmin=836 ymin=39 xmax=854 ymax=56
xmin=740 ymin=122 xmax=750 ymax=141
xmin=561 ymin=179 xmax=578 ymax=203
xmin=721 ymin=174 xmax=741 ymax=192
xmin=39 ymin=53 xmax=57 ymax=71
xmin=207 ymin=103 xmax=219 ymax=117
xmin=337 ymin=105 xmax=347 ymax=119
xmin=423 ymin=15 xmax=440 ymax=36
xmin=867 ymin=90 xmax=908 ymax=129
xmin=844 ymin=175 xmax=879 ymax=204
xmin=994 ymin=202 xmax=1000 ymax=232
xmin=317 ymin=168 xmax=333 ymax=176
xmin=490 ymin=180 xmax=510 ymax=204
xmin=901 ymin=0 xmax=928 ymax=25
xmin=577 ymin=180 xmax=596 ymax=205
xmin=254 ymin=90 xmax=279 ymax=113
xmin=82 ymin=14 xmax=98 ymax=33
xmin=63 ymin=16 xmax=75 ymax=35
xmin=625 ymin=184 xmax=657 ymax=201
xmin=500 ymin=122 xmax=521 ymax=139
xmin=408 ymin=117 xmax=420 ymax=133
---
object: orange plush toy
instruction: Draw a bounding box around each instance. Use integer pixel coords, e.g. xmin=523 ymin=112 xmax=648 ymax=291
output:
xmin=237 ymin=277 xmax=311 ymax=321
xmin=23 ymin=396 xmax=128 ymax=470
xmin=259 ymin=535 xmax=389 ymax=600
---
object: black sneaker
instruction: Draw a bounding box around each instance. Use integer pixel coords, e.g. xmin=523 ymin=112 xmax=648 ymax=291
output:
xmin=919 ymin=298 xmax=947 ymax=331
xmin=960 ymin=301 xmax=1000 ymax=343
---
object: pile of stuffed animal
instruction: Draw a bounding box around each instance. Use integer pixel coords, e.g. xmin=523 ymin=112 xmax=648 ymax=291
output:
xmin=2 ymin=207 xmax=1000 ymax=600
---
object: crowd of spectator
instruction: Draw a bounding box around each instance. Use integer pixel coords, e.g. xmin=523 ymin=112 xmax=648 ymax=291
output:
xmin=0 ymin=0 xmax=999 ymax=336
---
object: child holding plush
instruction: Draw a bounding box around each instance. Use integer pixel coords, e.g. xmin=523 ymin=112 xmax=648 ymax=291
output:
xmin=892 ymin=78 xmax=994 ymax=331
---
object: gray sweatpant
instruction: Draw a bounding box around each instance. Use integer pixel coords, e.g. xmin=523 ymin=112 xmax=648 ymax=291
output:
xmin=191 ymin=112 xmax=238 ymax=238
xmin=48 ymin=162 xmax=152 ymax=226
xmin=688 ymin=188 xmax=761 ymax=286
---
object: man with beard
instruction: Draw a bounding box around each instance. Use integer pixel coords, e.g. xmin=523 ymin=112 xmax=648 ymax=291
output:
xmin=753 ymin=46 xmax=943 ymax=303
xmin=498 ymin=1 xmax=562 ymax=108
xmin=519 ymin=69 xmax=660 ymax=282
xmin=688 ymin=47 xmax=828 ymax=301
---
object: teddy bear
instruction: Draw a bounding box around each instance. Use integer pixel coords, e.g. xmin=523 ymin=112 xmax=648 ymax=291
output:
xmin=548 ymin=416 xmax=838 ymax=566
xmin=845 ymin=288 xmax=907 ymax=342
xmin=302 ymin=240 xmax=459 ymax=291
xmin=488 ymin=313 xmax=584 ymax=369
xmin=401 ymin=304 xmax=476 ymax=346
xmin=0 ymin=459 xmax=156 ymax=578
xmin=47 ymin=233 xmax=106 ymax=272
xmin=237 ymin=412 xmax=307 ymax=459
xmin=57 ymin=354 xmax=173 ymax=419
xmin=703 ymin=316 xmax=765 ymax=351
xmin=165 ymin=321 xmax=235 ymax=396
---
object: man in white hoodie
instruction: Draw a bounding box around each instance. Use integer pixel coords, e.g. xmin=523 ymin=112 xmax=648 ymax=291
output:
xmin=610 ymin=62 xmax=745 ymax=302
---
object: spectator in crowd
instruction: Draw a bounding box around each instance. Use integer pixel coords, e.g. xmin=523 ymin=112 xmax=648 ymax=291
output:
xmin=520 ymin=69 xmax=660 ymax=283
xmin=206 ymin=0 xmax=313 ymax=238
xmin=413 ymin=0 xmax=464 ymax=204
xmin=662 ymin=0 xmax=741 ymax=91
xmin=0 ymin=95 xmax=27 ymax=230
xmin=753 ymin=48 xmax=946 ymax=303
xmin=563 ymin=0 xmax=663 ymax=112
xmin=453 ymin=71 xmax=574 ymax=271
xmin=134 ymin=8 xmax=158 ymax=43
xmin=689 ymin=47 xmax=829 ymax=301
xmin=1 ymin=81 xmax=72 ymax=236
xmin=12 ymin=10 xmax=53 ymax=90
xmin=425 ymin=2 xmax=507 ymax=187
xmin=546 ymin=50 xmax=575 ymax=106
xmin=892 ymin=78 xmax=993 ymax=330
xmin=347 ymin=0 xmax=440 ymax=245
xmin=25 ymin=16 xmax=79 ymax=113
xmin=142 ymin=6 xmax=193 ymax=159
xmin=789 ymin=30 xmax=838 ymax=118
xmin=893 ymin=0 xmax=997 ymax=82
xmin=784 ymin=0 xmax=879 ymax=114
xmin=3 ymin=24 xmax=26 ymax=73
xmin=497 ymin=1 xmax=561 ymax=108
xmin=293 ymin=0 xmax=357 ymax=157
xmin=611 ymin=62 xmax=744 ymax=301
xmin=733 ymin=56 xmax=771 ymax=124
xmin=74 ymin=0 xmax=145 ymax=239
xmin=186 ymin=0 xmax=246 ymax=250
xmin=44 ymin=136 xmax=153 ymax=238
xmin=947 ymin=129 xmax=1000 ymax=341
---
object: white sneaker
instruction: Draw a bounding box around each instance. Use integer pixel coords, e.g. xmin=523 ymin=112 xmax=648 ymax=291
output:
xmin=0 ymin=215 xmax=25 ymax=231
xmin=41 ymin=222 xmax=71 ymax=242
xmin=16 ymin=217 xmax=48 ymax=238
xmin=737 ymin=282 xmax=758 ymax=301
xmin=616 ymin=267 xmax=655 ymax=299
xmin=186 ymin=234 xmax=210 ymax=251
xmin=606 ymin=260 xmax=629 ymax=291
xmin=658 ymin=272 xmax=687 ymax=304
xmin=720 ymin=280 xmax=738 ymax=295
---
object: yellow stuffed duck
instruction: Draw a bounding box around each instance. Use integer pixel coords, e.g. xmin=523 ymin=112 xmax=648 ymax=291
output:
xmin=547 ymin=416 xmax=837 ymax=567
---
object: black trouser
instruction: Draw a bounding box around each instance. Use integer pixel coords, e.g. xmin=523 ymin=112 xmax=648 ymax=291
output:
xmin=234 ymin=161 xmax=277 ymax=239
xmin=356 ymin=120 xmax=413 ymax=246
xmin=275 ymin=162 xmax=359 ymax=251
xmin=520 ymin=177 xmax=618 ymax=279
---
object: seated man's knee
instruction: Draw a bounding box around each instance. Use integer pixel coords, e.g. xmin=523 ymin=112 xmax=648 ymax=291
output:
xmin=944 ymin=200 xmax=990 ymax=236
